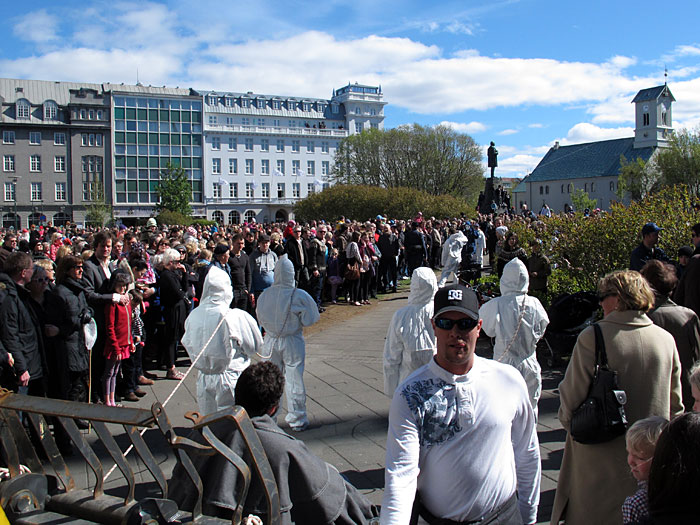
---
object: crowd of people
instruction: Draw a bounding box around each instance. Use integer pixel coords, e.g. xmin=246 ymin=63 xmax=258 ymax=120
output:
xmin=0 ymin=208 xmax=699 ymax=524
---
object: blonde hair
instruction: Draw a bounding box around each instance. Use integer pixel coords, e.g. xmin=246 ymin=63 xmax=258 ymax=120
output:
xmin=689 ymin=362 xmax=700 ymax=390
xmin=597 ymin=270 xmax=655 ymax=312
xmin=55 ymin=245 xmax=71 ymax=262
xmin=34 ymin=258 xmax=54 ymax=273
xmin=626 ymin=416 xmax=668 ymax=455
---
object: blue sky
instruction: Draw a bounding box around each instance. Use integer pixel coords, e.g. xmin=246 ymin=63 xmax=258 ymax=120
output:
xmin=2 ymin=0 xmax=700 ymax=178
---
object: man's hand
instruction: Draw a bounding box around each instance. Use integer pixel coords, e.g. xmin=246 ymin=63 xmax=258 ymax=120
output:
xmin=7 ymin=353 xmax=14 ymax=368
xmin=119 ymin=294 xmax=130 ymax=306
xmin=312 ymin=269 xmax=320 ymax=278
xmin=19 ymin=370 xmax=30 ymax=387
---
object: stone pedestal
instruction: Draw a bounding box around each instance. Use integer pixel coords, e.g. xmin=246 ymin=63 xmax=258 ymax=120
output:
xmin=480 ymin=177 xmax=496 ymax=215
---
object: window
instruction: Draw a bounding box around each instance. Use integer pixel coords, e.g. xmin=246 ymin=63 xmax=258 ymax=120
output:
xmin=292 ymin=183 xmax=300 ymax=198
xmin=81 ymin=155 xmax=103 ymax=200
xmin=30 ymin=182 xmax=42 ymax=201
xmin=539 ymin=186 xmax=543 ymax=195
xmin=568 ymin=184 xmax=572 ymax=193
xmin=43 ymin=101 xmax=59 ymax=121
xmin=322 ymin=161 xmax=330 ymax=175
xmin=288 ymin=101 xmax=295 ymax=110
xmin=245 ymin=159 xmax=254 ymax=175
xmin=212 ymin=137 xmax=221 ymax=150
xmin=96 ymin=133 xmax=103 ymax=147
xmin=261 ymin=183 xmax=270 ymax=198
xmin=321 ymin=141 xmax=329 ymax=153
xmin=661 ymin=110 xmax=668 ymax=126
xmin=308 ymin=183 xmax=315 ymax=195
xmin=30 ymin=154 xmax=41 ymax=172
xmin=245 ymin=138 xmax=253 ymax=151
xmin=371 ymin=122 xmax=378 ymax=130
xmin=55 ymin=182 xmax=66 ymax=201
xmin=88 ymin=109 xmax=95 ymax=120
xmin=307 ymin=161 xmax=315 ymax=175
xmin=241 ymin=99 xmax=250 ymax=108
xmin=591 ymin=182 xmax=596 ymax=192
xmin=292 ymin=160 xmax=301 ymax=175
xmin=261 ymin=139 xmax=269 ymax=151
xmin=229 ymin=158 xmax=238 ymax=175
xmin=3 ymin=155 xmax=15 ymax=172
xmin=208 ymin=116 xmax=217 ymax=125
xmin=54 ymin=156 xmax=66 ymax=172
xmin=292 ymin=140 xmax=299 ymax=152
xmin=276 ymin=139 xmax=284 ymax=152
xmin=545 ymin=185 xmax=549 ymax=195
xmin=212 ymin=183 xmax=222 ymax=198
xmin=289 ymin=120 xmax=297 ymax=128
xmin=355 ymin=122 xmax=363 ymax=133
xmin=245 ymin=183 xmax=254 ymax=198
xmin=355 ymin=107 xmax=361 ymax=115
xmin=244 ymin=210 xmax=256 ymax=223
xmin=5 ymin=182 xmax=16 ymax=201
xmin=207 ymin=95 xmax=218 ymax=105
xmin=226 ymin=117 xmax=234 ymax=125
xmin=212 ymin=158 xmax=221 ymax=174
xmin=229 ymin=183 xmax=238 ymax=198
xmin=229 ymin=210 xmax=240 ymax=224
xmin=16 ymin=99 xmax=30 ymax=119
xmin=2 ymin=131 xmax=15 ymax=144
xmin=273 ymin=119 xmax=280 ymax=127
xmin=610 ymin=181 xmax=615 ymax=191
xmin=276 ymin=160 xmax=285 ymax=175
xmin=277 ymin=183 xmax=285 ymax=198
xmin=273 ymin=100 xmax=281 ymax=110
xmin=242 ymin=117 xmax=250 ymax=126
xmin=261 ymin=159 xmax=270 ymax=175
xmin=80 ymin=109 xmax=87 ymax=120
xmin=225 ymin=96 xmax=233 ymax=107
xmin=82 ymin=133 xmax=103 ymax=147
xmin=370 ymin=108 xmax=377 ymax=116
xmin=643 ymin=113 xmax=650 ymax=126
xmin=307 ymin=141 xmax=314 ymax=153
xmin=303 ymin=103 xmax=310 ymax=112
xmin=584 ymin=183 xmax=588 ymax=192
xmin=561 ymin=184 xmax=564 ymax=194
xmin=211 ymin=210 xmax=224 ymax=223
xmin=29 ymin=132 xmax=41 ymax=145
xmin=257 ymin=118 xmax=265 ymax=126
xmin=54 ymin=132 xmax=66 ymax=145
xmin=332 ymin=104 xmax=339 ymax=114
xmin=228 ymin=137 xmax=237 ymax=150
xmin=97 ymin=110 xmax=103 ymax=120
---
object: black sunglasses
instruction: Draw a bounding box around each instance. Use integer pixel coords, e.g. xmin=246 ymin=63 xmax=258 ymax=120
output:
xmin=434 ymin=317 xmax=479 ymax=332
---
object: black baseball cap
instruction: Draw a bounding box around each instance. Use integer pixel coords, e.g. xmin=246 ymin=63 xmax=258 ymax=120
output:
xmin=433 ymin=284 xmax=479 ymax=320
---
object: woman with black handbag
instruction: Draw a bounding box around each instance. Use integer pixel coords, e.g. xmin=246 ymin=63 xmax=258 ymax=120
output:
xmin=552 ymin=270 xmax=684 ymax=525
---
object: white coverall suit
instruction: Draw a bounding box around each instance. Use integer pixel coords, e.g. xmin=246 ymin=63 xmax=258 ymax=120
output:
xmin=438 ymin=231 xmax=468 ymax=287
xmin=383 ymin=267 xmax=438 ymax=395
xmin=256 ymin=255 xmax=320 ymax=430
xmin=478 ymin=258 xmax=549 ymax=418
xmin=182 ymin=266 xmax=263 ymax=416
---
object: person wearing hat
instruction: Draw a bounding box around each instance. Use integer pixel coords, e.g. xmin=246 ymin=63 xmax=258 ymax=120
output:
xmin=630 ymin=222 xmax=669 ymax=272
xmin=382 ymin=283 xmax=541 ymax=525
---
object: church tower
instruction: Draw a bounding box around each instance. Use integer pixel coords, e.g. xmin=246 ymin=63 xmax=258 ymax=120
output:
xmin=632 ymin=84 xmax=675 ymax=149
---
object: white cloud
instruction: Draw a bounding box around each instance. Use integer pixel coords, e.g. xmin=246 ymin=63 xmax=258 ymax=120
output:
xmin=499 ymin=128 xmax=518 ymax=135
xmin=439 ymin=120 xmax=486 ymax=133
xmin=528 ymin=123 xmax=544 ymax=128
xmin=13 ymin=9 xmax=59 ymax=43
xmin=559 ymin=122 xmax=633 ymax=145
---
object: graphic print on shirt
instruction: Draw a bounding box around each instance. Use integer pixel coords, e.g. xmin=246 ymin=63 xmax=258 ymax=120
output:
xmin=401 ymin=378 xmax=462 ymax=448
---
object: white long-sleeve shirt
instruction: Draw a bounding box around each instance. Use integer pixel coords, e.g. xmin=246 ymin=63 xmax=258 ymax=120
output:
xmin=381 ymin=357 xmax=541 ymax=525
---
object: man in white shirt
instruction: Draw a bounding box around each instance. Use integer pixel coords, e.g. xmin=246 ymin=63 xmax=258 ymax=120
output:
xmin=381 ymin=283 xmax=541 ymax=525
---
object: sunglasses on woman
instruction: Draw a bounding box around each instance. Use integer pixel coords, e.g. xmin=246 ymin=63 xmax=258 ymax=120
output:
xmin=434 ymin=317 xmax=479 ymax=332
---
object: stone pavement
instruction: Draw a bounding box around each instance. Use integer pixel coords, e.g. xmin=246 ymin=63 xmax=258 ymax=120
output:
xmin=62 ymin=279 xmax=567 ymax=524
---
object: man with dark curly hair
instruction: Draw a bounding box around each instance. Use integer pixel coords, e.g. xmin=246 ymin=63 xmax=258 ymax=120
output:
xmin=171 ymin=361 xmax=379 ymax=524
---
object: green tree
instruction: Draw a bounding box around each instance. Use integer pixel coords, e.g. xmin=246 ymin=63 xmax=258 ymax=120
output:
xmin=655 ymin=127 xmax=700 ymax=196
xmin=156 ymin=162 xmax=192 ymax=216
xmin=617 ymin=155 xmax=662 ymax=200
xmin=84 ymin=185 xmax=113 ymax=227
xmin=332 ymin=124 xmax=484 ymax=203
xmin=570 ymin=188 xmax=597 ymax=212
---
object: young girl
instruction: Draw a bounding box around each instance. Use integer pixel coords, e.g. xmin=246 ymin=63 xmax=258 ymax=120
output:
xmin=622 ymin=416 xmax=668 ymax=524
xmin=326 ymin=248 xmax=343 ymax=304
xmin=102 ymin=272 xmax=134 ymax=406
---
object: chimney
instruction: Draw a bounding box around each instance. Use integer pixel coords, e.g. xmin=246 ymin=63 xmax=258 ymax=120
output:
xmin=553 ymin=141 xmax=560 ymax=150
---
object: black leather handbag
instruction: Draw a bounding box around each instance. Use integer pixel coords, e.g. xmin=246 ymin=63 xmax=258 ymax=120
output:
xmin=570 ymin=323 xmax=628 ymax=444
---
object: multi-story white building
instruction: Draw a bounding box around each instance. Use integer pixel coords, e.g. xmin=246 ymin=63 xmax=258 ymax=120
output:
xmin=199 ymin=83 xmax=386 ymax=224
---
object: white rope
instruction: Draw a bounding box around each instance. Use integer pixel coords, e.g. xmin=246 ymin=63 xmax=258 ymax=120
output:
xmin=103 ymin=313 xmax=228 ymax=482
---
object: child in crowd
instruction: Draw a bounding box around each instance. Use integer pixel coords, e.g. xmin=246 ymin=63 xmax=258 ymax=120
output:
xmin=690 ymin=361 xmax=700 ymax=412
xmin=102 ymin=272 xmax=134 ymax=406
xmin=127 ymin=289 xmax=147 ymax=396
xmin=326 ymin=248 xmax=343 ymax=304
xmin=622 ymin=416 xmax=669 ymax=524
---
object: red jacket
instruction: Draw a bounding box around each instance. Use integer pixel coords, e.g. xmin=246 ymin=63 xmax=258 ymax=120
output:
xmin=104 ymin=302 xmax=133 ymax=360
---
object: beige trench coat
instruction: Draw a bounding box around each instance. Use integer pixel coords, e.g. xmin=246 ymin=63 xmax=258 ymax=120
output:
xmin=551 ymin=310 xmax=683 ymax=525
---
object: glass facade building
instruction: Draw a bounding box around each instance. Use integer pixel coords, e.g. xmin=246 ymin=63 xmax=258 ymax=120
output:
xmin=112 ymin=95 xmax=203 ymax=204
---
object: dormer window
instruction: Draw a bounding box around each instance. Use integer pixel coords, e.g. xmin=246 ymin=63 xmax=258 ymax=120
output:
xmin=241 ymin=99 xmax=250 ymax=108
xmin=225 ymin=96 xmax=233 ymax=107
xmin=661 ymin=110 xmax=668 ymax=126
xmin=16 ymin=99 xmax=30 ymax=119
xmin=43 ymin=101 xmax=58 ymax=121
xmin=257 ymin=99 xmax=266 ymax=109
xmin=332 ymin=103 xmax=339 ymax=114
xmin=207 ymin=95 xmax=218 ymax=106
xmin=303 ymin=102 xmax=310 ymax=112
xmin=317 ymin=103 xmax=325 ymax=112
xmin=272 ymin=100 xmax=281 ymax=110
xmin=288 ymin=100 xmax=296 ymax=110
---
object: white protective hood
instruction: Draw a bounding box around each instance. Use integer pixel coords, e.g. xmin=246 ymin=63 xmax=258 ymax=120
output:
xmin=383 ymin=267 xmax=438 ymax=395
xmin=500 ymin=257 xmax=529 ymax=296
xmin=182 ymin=266 xmax=262 ymax=375
xmin=256 ymin=255 xmax=320 ymax=353
xmin=441 ymin=231 xmax=468 ymax=266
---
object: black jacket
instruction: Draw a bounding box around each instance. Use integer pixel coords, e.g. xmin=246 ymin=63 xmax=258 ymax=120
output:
xmin=377 ymin=232 xmax=399 ymax=258
xmin=48 ymin=278 xmax=93 ymax=372
xmin=0 ymin=273 xmax=44 ymax=379
xmin=82 ymin=255 xmax=113 ymax=328
xmin=285 ymin=238 xmax=309 ymax=273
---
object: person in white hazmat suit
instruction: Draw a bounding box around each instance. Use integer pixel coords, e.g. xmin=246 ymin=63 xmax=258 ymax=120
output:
xmin=438 ymin=228 xmax=469 ymax=287
xmin=383 ymin=267 xmax=438 ymax=395
xmin=182 ymin=266 xmax=264 ymax=416
xmin=479 ymin=257 xmax=549 ymax=418
xmin=256 ymin=255 xmax=320 ymax=431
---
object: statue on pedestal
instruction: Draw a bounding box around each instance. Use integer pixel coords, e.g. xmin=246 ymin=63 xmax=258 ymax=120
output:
xmin=487 ymin=141 xmax=498 ymax=179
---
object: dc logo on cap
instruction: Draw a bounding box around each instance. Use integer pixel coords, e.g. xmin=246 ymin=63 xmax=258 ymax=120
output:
xmin=447 ymin=290 xmax=463 ymax=301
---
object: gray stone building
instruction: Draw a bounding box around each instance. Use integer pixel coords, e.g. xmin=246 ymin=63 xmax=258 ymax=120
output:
xmin=522 ymin=84 xmax=675 ymax=212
